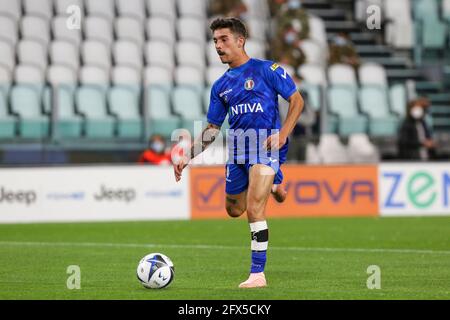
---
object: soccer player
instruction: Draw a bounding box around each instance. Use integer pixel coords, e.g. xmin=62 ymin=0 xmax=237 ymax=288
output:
xmin=174 ymin=17 xmax=304 ymax=288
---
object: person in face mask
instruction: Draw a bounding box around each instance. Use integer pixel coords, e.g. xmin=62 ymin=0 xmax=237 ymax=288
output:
xmin=276 ymin=0 xmax=310 ymax=40
xmin=398 ymin=98 xmax=436 ymax=161
xmin=138 ymin=134 xmax=172 ymax=165
xmin=329 ymin=32 xmax=360 ymax=69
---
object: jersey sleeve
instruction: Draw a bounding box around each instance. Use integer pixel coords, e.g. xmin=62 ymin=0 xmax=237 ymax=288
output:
xmin=206 ymin=83 xmax=227 ymax=127
xmin=264 ymin=62 xmax=298 ymax=101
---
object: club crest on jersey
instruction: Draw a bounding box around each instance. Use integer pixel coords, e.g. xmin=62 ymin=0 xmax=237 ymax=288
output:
xmin=244 ymin=78 xmax=255 ymax=91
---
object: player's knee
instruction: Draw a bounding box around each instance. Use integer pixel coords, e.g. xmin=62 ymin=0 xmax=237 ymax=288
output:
xmin=226 ymin=205 xmax=245 ymax=218
xmin=246 ymin=203 xmax=264 ymax=219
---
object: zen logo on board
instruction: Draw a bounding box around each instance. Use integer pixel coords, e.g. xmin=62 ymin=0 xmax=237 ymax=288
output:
xmin=379 ymin=164 xmax=450 ymax=216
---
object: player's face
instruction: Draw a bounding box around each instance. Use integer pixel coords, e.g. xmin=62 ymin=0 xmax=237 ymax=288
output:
xmin=213 ymin=28 xmax=245 ymax=65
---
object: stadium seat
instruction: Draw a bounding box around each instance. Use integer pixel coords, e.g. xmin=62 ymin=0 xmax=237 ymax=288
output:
xmin=384 ymin=0 xmax=414 ymax=48
xmin=175 ymin=66 xmax=205 ymax=94
xmin=50 ymin=41 xmax=80 ymax=72
xmin=146 ymin=86 xmax=180 ymax=137
xmin=0 ymin=0 xmax=21 ymax=21
xmin=0 ymin=88 xmax=16 ymax=138
xmin=389 ymin=83 xmax=407 ymax=118
xmin=80 ymin=66 xmax=109 ymax=86
xmin=317 ymin=133 xmax=349 ymax=163
xmin=176 ymin=41 xmax=206 ymax=70
xmin=85 ymin=17 xmax=113 ymax=48
xmin=46 ymin=65 xmax=83 ymax=138
xmin=327 ymin=86 xmax=368 ymax=136
xmin=420 ymin=19 xmax=447 ymax=49
xmin=347 ymin=133 xmax=380 ymax=163
xmin=243 ymin=0 xmax=270 ymax=19
xmin=146 ymin=17 xmax=176 ymax=46
xmin=172 ymin=86 xmax=204 ymax=134
xmin=0 ymin=16 xmax=18 ymax=48
xmin=85 ymin=0 xmax=115 ymax=22
xmin=328 ymin=64 xmax=357 ymax=87
xmin=23 ymin=0 xmax=53 ymax=20
xmin=145 ymin=41 xmax=175 ymax=70
xmin=113 ymin=41 xmax=143 ymax=71
xmin=176 ymin=0 xmax=206 ymax=19
xmin=109 ymin=67 xmax=142 ymax=138
xmin=115 ymin=17 xmax=145 ymax=49
xmin=0 ymin=66 xmax=11 ymax=96
xmin=177 ymin=17 xmax=206 ymax=46
xmin=414 ymin=0 xmax=440 ymax=20
xmin=18 ymin=40 xmax=48 ymax=73
xmin=53 ymin=16 xmax=82 ymax=47
xmin=444 ymin=0 xmax=450 ymax=22
xmin=15 ymin=65 xmax=45 ymax=86
xmin=207 ymin=41 xmax=222 ymax=66
xmin=147 ymin=0 xmax=176 ymax=22
xmin=117 ymin=0 xmax=146 ymax=23
xmin=359 ymin=86 xmax=399 ymax=137
xmin=358 ymin=63 xmax=387 ymax=87
xmin=298 ymin=64 xmax=327 ymax=112
xmin=82 ymin=41 xmax=112 ymax=72
xmin=21 ymin=16 xmax=50 ymax=48
xmin=308 ymin=15 xmax=328 ymax=50
xmin=206 ymin=65 xmax=227 ymax=86
xmin=144 ymin=66 xmax=173 ymax=92
xmin=246 ymin=18 xmax=268 ymax=42
xmin=299 ymin=40 xmax=325 ymax=66
xmin=245 ymin=39 xmax=266 ymax=60
xmin=55 ymin=0 xmax=84 ymax=15
xmin=0 ymin=41 xmax=15 ymax=73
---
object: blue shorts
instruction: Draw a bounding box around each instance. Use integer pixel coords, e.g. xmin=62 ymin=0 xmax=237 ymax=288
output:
xmin=225 ymin=163 xmax=284 ymax=195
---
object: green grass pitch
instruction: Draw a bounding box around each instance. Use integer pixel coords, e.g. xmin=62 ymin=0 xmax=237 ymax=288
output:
xmin=0 ymin=217 xmax=449 ymax=300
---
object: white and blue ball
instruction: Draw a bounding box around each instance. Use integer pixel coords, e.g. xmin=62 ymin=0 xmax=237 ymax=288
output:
xmin=136 ymin=253 xmax=174 ymax=289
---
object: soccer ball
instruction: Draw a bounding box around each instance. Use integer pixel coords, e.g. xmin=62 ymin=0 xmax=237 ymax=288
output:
xmin=136 ymin=253 xmax=174 ymax=289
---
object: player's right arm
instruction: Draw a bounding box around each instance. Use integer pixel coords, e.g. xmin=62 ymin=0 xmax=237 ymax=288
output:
xmin=174 ymin=123 xmax=221 ymax=182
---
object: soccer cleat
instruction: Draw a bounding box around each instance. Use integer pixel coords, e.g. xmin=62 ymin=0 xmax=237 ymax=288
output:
xmin=271 ymin=184 xmax=287 ymax=203
xmin=238 ymin=272 xmax=267 ymax=288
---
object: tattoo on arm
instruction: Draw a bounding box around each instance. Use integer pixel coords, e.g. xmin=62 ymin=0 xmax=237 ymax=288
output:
xmin=190 ymin=123 xmax=220 ymax=160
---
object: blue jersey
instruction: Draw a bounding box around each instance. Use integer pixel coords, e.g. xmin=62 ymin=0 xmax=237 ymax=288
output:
xmin=207 ymin=58 xmax=297 ymax=165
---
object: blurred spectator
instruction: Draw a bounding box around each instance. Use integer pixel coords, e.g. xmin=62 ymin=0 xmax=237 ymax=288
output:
xmin=398 ymin=98 xmax=436 ymax=161
xmin=329 ymin=33 xmax=360 ymax=69
xmin=138 ymin=135 xmax=172 ymax=165
xmin=272 ymin=22 xmax=306 ymax=71
xmin=276 ymin=0 xmax=310 ymax=41
xmin=209 ymin=0 xmax=248 ymax=19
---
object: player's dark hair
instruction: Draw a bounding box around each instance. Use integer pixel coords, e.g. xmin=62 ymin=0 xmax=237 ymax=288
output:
xmin=210 ymin=17 xmax=248 ymax=39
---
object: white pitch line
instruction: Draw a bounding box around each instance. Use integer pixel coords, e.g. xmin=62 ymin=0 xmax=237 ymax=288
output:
xmin=0 ymin=241 xmax=449 ymax=255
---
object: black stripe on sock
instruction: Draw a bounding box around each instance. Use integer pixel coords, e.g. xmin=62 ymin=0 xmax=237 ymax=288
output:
xmin=251 ymin=229 xmax=269 ymax=242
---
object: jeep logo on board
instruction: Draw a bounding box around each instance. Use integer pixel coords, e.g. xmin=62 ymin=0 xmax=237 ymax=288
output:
xmin=93 ymin=185 xmax=136 ymax=203
xmin=0 ymin=187 xmax=37 ymax=206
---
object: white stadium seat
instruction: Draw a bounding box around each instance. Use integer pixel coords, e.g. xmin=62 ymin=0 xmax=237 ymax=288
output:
xmin=82 ymin=41 xmax=112 ymax=72
xmin=21 ymin=16 xmax=50 ymax=47
xmin=0 ymin=66 xmax=12 ymax=92
xmin=245 ymin=39 xmax=265 ymax=60
xmin=50 ymin=41 xmax=80 ymax=72
xmin=299 ymin=40 xmax=326 ymax=66
xmin=298 ymin=64 xmax=327 ymax=86
xmin=147 ymin=0 xmax=176 ymax=22
xmin=115 ymin=17 xmax=145 ymax=49
xmin=317 ymin=133 xmax=349 ymax=163
xmin=53 ymin=16 xmax=82 ymax=47
xmin=0 ymin=0 xmax=22 ymax=21
xmin=207 ymin=41 xmax=222 ymax=66
xmin=80 ymin=66 xmax=109 ymax=86
xmin=85 ymin=0 xmax=115 ymax=22
xmin=384 ymin=0 xmax=414 ymax=48
xmin=15 ymin=65 xmax=45 ymax=85
xmin=145 ymin=41 xmax=175 ymax=70
xmin=47 ymin=65 xmax=77 ymax=85
xmin=308 ymin=15 xmax=328 ymax=50
xmin=246 ymin=18 xmax=268 ymax=42
xmin=147 ymin=17 xmax=176 ymax=46
xmin=23 ymin=0 xmax=53 ymax=20
xmin=117 ymin=0 xmax=146 ymax=23
xmin=176 ymin=41 xmax=206 ymax=70
xmin=18 ymin=40 xmax=48 ymax=72
xmin=144 ymin=66 xmax=173 ymax=89
xmin=0 ymin=41 xmax=15 ymax=73
xmin=0 ymin=16 xmax=18 ymax=48
xmin=176 ymin=0 xmax=206 ymax=18
xmin=113 ymin=41 xmax=143 ymax=71
xmin=328 ymin=64 xmax=357 ymax=86
xmin=55 ymin=0 xmax=85 ymax=15
xmin=177 ymin=17 xmax=206 ymax=45
xmin=112 ymin=66 xmax=141 ymax=85
xmin=85 ymin=16 xmax=114 ymax=48
xmin=206 ymin=65 xmax=228 ymax=85
xmin=358 ymin=63 xmax=387 ymax=86
xmin=243 ymin=0 xmax=270 ymax=18
xmin=175 ymin=66 xmax=204 ymax=91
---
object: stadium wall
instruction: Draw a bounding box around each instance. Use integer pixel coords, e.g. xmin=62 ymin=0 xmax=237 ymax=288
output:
xmin=0 ymin=164 xmax=449 ymax=223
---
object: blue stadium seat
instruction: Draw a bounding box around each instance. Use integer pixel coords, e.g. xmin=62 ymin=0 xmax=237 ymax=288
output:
xmin=327 ymin=86 xmax=368 ymax=136
xmin=359 ymin=86 xmax=400 ymax=137
xmin=76 ymin=86 xmax=115 ymax=138
xmin=147 ymin=86 xmax=180 ymax=138
xmin=0 ymin=89 xmax=16 ymax=138
xmin=172 ymin=86 xmax=204 ymax=135
xmin=109 ymin=86 xmax=142 ymax=138
xmin=389 ymin=84 xmax=407 ymax=118
xmin=11 ymin=85 xmax=49 ymax=138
